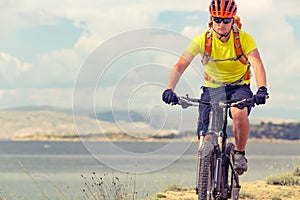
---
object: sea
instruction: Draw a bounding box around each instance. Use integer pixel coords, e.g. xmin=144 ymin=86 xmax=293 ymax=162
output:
xmin=0 ymin=140 xmax=299 ymax=200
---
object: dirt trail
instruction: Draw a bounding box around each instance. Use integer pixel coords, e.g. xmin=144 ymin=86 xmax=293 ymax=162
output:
xmin=154 ymin=181 xmax=300 ymax=200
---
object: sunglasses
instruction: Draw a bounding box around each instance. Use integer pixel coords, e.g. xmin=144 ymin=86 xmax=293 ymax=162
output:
xmin=212 ymin=17 xmax=233 ymax=24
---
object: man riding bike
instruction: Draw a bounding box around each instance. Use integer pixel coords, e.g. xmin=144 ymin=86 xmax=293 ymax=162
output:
xmin=162 ymin=0 xmax=268 ymax=175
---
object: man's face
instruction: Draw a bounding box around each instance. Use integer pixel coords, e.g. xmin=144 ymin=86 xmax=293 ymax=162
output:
xmin=212 ymin=17 xmax=233 ymax=36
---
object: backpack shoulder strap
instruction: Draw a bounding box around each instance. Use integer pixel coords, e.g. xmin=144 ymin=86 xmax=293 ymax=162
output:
xmin=201 ymin=29 xmax=213 ymax=65
xmin=232 ymin=24 xmax=249 ymax=65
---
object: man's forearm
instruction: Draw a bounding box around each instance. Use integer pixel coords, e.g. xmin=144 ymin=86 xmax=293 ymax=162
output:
xmin=165 ymin=68 xmax=183 ymax=90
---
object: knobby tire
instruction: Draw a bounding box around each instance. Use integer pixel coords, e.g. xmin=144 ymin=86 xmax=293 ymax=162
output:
xmin=197 ymin=141 xmax=215 ymax=200
xmin=225 ymin=143 xmax=240 ymax=200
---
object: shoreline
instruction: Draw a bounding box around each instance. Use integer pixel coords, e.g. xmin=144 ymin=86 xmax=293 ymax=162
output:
xmin=10 ymin=136 xmax=300 ymax=143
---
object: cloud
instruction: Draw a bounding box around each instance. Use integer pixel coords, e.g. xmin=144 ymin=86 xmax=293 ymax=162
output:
xmin=0 ymin=0 xmax=211 ymax=91
xmin=0 ymin=0 xmax=300 ymax=123
xmin=0 ymin=53 xmax=32 ymax=86
xmin=0 ymin=88 xmax=73 ymax=109
xmin=31 ymin=48 xmax=83 ymax=87
xmin=235 ymin=1 xmax=300 ymax=112
xmin=181 ymin=25 xmax=206 ymax=38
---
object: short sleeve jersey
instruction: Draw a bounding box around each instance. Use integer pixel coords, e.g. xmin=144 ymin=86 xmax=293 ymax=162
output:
xmin=186 ymin=29 xmax=257 ymax=88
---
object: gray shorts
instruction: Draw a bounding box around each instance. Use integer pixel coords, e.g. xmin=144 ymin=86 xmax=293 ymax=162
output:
xmin=197 ymin=84 xmax=253 ymax=134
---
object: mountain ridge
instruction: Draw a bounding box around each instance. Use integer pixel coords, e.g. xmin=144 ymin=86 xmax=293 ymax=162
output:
xmin=1 ymin=106 xmax=299 ymax=141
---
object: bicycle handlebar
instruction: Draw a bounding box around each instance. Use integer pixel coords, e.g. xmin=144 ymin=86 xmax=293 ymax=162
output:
xmin=173 ymin=94 xmax=257 ymax=109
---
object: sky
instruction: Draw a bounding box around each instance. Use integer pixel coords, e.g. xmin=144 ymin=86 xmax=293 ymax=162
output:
xmin=0 ymin=0 xmax=300 ymax=126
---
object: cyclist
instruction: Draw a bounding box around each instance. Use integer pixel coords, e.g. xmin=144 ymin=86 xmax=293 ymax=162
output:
xmin=162 ymin=0 xmax=268 ymax=175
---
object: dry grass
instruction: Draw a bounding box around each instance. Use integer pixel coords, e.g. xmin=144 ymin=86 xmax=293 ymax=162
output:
xmin=80 ymin=172 xmax=140 ymax=200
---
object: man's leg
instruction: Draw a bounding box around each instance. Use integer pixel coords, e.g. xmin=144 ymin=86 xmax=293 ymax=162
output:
xmin=231 ymin=107 xmax=250 ymax=151
xmin=227 ymin=85 xmax=253 ymax=175
xmin=230 ymin=107 xmax=250 ymax=175
xmin=197 ymin=87 xmax=211 ymax=135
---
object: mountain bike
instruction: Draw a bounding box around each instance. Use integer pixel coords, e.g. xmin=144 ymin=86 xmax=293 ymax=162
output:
xmin=175 ymin=94 xmax=256 ymax=200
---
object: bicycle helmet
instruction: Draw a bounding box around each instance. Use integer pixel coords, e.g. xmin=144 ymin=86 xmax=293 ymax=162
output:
xmin=209 ymin=0 xmax=237 ymax=18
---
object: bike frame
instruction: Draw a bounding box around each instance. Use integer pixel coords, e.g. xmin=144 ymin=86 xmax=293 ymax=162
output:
xmin=198 ymin=100 xmax=236 ymax=198
xmin=177 ymin=95 xmax=255 ymax=199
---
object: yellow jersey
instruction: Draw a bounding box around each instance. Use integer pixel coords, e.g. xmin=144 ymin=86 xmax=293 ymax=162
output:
xmin=186 ymin=29 xmax=257 ymax=88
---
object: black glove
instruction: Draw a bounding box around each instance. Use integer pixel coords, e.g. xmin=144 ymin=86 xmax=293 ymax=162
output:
xmin=255 ymin=86 xmax=268 ymax=105
xmin=162 ymin=89 xmax=178 ymax=104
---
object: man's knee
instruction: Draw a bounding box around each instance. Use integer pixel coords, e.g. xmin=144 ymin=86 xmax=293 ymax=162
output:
xmin=231 ymin=108 xmax=248 ymax=121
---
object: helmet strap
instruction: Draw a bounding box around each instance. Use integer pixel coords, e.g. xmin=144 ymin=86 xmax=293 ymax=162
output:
xmin=212 ymin=27 xmax=231 ymax=40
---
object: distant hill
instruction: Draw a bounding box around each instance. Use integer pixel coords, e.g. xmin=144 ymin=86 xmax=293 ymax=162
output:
xmin=0 ymin=107 xmax=91 ymax=140
xmin=95 ymin=110 xmax=147 ymax=123
xmin=0 ymin=106 xmax=299 ymax=141
xmin=3 ymin=105 xmax=69 ymax=112
xmin=0 ymin=106 xmax=178 ymax=140
xmin=250 ymin=122 xmax=300 ymax=140
xmin=226 ymin=122 xmax=300 ymax=140
xmin=181 ymin=122 xmax=300 ymax=141
xmin=94 ymin=110 xmax=166 ymax=129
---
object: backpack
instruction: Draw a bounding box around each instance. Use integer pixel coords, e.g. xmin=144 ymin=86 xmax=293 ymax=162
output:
xmin=201 ymin=22 xmax=251 ymax=85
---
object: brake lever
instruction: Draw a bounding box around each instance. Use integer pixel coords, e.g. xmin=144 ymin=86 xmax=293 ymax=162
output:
xmin=231 ymin=98 xmax=255 ymax=109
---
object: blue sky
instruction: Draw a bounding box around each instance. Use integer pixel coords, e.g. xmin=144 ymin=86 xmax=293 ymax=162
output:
xmin=0 ymin=0 xmax=300 ymax=125
xmin=1 ymin=18 xmax=82 ymax=61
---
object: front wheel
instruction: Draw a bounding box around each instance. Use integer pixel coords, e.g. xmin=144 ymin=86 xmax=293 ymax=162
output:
xmin=224 ymin=143 xmax=240 ymax=200
xmin=197 ymin=141 xmax=215 ymax=200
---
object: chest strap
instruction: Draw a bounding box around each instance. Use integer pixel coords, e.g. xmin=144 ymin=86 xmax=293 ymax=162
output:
xmin=204 ymin=67 xmax=251 ymax=86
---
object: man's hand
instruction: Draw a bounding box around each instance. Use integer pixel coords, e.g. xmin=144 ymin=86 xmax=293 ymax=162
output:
xmin=255 ymin=86 xmax=268 ymax=105
xmin=162 ymin=89 xmax=178 ymax=104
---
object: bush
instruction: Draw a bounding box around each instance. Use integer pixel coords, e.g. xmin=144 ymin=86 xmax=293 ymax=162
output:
xmin=266 ymin=166 xmax=300 ymax=186
xmin=163 ymin=184 xmax=188 ymax=192
xmin=81 ymin=172 xmax=139 ymax=200
xmin=239 ymin=190 xmax=255 ymax=199
xmin=272 ymin=197 xmax=282 ymax=200
xmin=293 ymin=166 xmax=300 ymax=177
xmin=156 ymin=193 xmax=167 ymax=198
xmin=267 ymin=173 xmax=300 ymax=186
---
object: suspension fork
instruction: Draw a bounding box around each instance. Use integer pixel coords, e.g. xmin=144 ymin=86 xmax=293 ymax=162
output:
xmin=213 ymin=139 xmax=223 ymax=197
xmin=196 ymin=130 xmax=206 ymax=194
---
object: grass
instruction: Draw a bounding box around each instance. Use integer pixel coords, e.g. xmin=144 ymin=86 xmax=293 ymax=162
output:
xmin=153 ymin=176 xmax=190 ymax=193
xmin=155 ymin=193 xmax=167 ymax=198
xmin=265 ymin=166 xmax=300 ymax=200
xmin=12 ymin=159 xmax=148 ymax=200
xmin=272 ymin=197 xmax=282 ymax=200
xmin=80 ymin=172 xmax=143 ymax=200
xmin=270 ymin=190 xmax=294 ymax=200
xmin=293 ymin=166 xmax=300 ymax=176
xmin=239 ymin=190 xmax=255 ymax=199
xmin=18 ymin=160 xmax=51 ymax=200
xmin=146 ymin=178 xmax=191 ymax=200
xmin=236 ymin=167 xmax=300 ymax=200
xmin=17 ymin=160 xmax=69 ymax=200
xmin=163 ymin=183 xmax=190 ymax=193
xmin=16 ymin=160 xmax=142 ymax=200
xmin=266 ymin=166 xmax=300 ymax=186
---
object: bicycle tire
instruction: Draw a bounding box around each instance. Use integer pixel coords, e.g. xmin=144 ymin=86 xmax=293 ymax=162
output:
xmin=225 ymin=143 xmax=240 ymax=200
xmin=197 ymin=141 xmax=215 ymax=200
